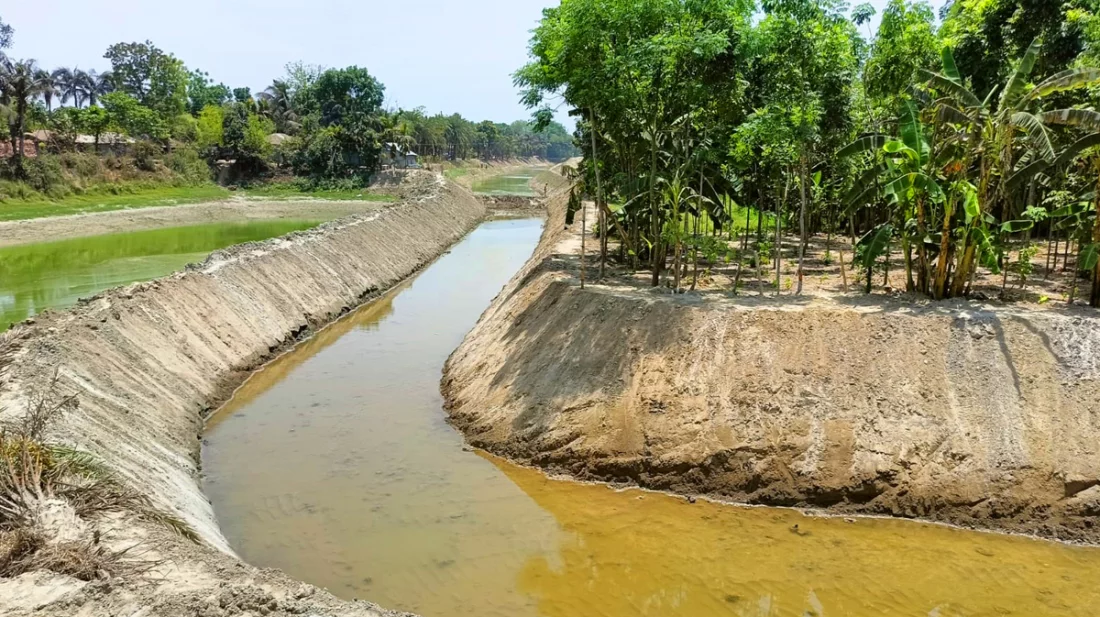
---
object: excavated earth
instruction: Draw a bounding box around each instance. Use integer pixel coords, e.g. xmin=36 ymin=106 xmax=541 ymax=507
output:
xmin=443 ymin=190 xmax=1100 ymax=545
xmin=0 ymin=172 xmax=487 ymax=616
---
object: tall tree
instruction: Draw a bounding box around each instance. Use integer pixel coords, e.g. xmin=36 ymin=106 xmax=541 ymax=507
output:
xmin=0 ymin=59 xmax=50 ymax=167
xmin=103 ymin=40 xmax=187 ymax=118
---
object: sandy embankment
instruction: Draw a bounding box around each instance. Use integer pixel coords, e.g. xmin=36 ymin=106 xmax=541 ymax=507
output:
xmin=443 ymin=185 xmax=1100 ymax=544
xmin=0 ymin=173 xmax=484 ymax=616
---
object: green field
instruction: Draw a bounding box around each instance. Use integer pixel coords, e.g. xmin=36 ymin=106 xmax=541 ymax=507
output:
xmin=0 ymin=183 xmax=396 ymax=223
xmin=0 ymin=185 xmax=232 ymax=222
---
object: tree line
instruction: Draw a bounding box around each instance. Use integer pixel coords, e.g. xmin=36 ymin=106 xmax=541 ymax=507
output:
xmin=517 ymin=0 xmax=1100 ymax=306
xmin=0 ymin=21 xmax=578 ymax=187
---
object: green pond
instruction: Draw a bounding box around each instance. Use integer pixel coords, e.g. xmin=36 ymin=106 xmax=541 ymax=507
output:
xmin=0 ymin=220 xmax=320 ymax=328
xmin=471 ymin=168 xmax=546 ymax=196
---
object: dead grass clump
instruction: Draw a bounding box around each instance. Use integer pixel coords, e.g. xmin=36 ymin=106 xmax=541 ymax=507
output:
xmin=0 ymin=371 xmax=198 ymax=580
xmin=0 ymin=527 xmax=127 ymax=581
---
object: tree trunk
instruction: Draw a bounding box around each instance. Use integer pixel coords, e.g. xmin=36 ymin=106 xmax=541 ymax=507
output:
xmin=588 ymin=108 xmax=606 ymax=282
xmin=734 ymin=203 xmax=750 ymax=293
xmin=690 ymin=170 xmax=703 ymax=291
xmin=796 ymin=150 xmax=808 ymax=295
xmin=648 ymin=117 xmax=661 ymax=288
xmin=775 ymin=183 xmax=783 ymax=296
xmin=13 ymin=99 xmax=28 ymax=170
xmin=1091 ymin=162 xmax=1100 ymax=308
xmin=904 ymin=238 xmax=915 ymax=293
xmin=915 ymin=197 xmax=929 ymax=294
xmin=933 ymin=198 xmax=954 ymax=299
xmin=580 ymin=200 xmax=587 ymax=290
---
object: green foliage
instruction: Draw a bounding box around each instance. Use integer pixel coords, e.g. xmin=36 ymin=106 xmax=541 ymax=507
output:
xmin=940 ymin=0 xmax=1095 ymax=98
xmin=131 ymin=141 xmax=161 ymax=172
xmin=863 ymin=0 xmax=939 ymax=101
xmin=290 ymin=66 xmax=386 ymax=179
xmin=1013 ymin=243 xmax=1041 ymax=286
xmin=221 ymin=103 xmax=272 ymax=174
xmin=165 ymin=146 xmax=211 ymax=183
xmin=186 ymin=70 xmax=230 ymax=115
xmin=195 ymin=105 xmax=225 ymax=151
xmin=0 ymin=15 xmax=12 ymax=51
xmin=101 ymin=91 xmax=167 ymax=140
xmin=19 ymin=156 xmax=68 ymax=198
xmin=103 ymin=40 xmax=188 ymax=118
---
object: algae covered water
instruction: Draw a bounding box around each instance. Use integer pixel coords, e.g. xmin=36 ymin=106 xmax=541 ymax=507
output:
xmin=0 ymin=220 xmax=319 ymax=328
xmin=203 ymin=218 xmax=1100 ymax=617
xmin=471 ymin=168 xmax=545 ymax=196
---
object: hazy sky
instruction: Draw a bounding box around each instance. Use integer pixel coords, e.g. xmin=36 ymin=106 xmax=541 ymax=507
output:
xmin=4 ymin=0 xmax=946 ymax=129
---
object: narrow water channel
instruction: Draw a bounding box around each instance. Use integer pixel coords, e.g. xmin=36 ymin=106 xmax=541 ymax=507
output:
xmin=0 ymin=220 xmax=320 ymax=328
xmin=203 ymin=218 xmax=1100 ymax=617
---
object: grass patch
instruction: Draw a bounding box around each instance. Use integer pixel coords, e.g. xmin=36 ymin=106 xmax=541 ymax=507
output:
xmin=242 ymin=184 xmax=397 ymax=202
xmin=444 ymin=167 xmax=472 ymax=180
xmin=0 ymin=184 xmax=231 ymax=222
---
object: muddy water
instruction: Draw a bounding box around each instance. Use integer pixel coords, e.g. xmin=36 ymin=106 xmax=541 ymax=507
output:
xmin=204 ymin=218 xmax=1100 ymax=617
xmin=471 ymin=167 xmax=545 ymax=196
xmin=0 ymin=220 xmax=319 ymax=328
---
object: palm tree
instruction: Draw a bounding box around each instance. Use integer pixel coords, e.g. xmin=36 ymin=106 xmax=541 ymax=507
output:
xmin=84 ymin=70 xmax=113 ymax=106
xmin=0 ymin=58 xmax=50 ymax=166
xmin=257 ymin=80 xmax=299 ymax=134
xmin=35 ymin=69 xmax=57 ymax=112
xmin=52 ymin=67 xmax=86 ymax=108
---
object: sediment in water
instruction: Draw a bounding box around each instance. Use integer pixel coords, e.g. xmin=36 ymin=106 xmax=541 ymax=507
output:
xmin=0 ymin=172 xmax=483 ymax=616
xmin=443 ymin=184 xmax=1100 ymax=545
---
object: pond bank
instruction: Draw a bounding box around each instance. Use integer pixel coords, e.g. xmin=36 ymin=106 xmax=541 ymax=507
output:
xmin=443 ymin=187 xmax=1100 ymax=545
xmin=0 ymin=172 xmax=484 ymax=616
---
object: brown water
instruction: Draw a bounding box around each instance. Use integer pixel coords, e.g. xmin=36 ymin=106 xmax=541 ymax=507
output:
xmin=203 ymin=218 xmax=1100 ymax=617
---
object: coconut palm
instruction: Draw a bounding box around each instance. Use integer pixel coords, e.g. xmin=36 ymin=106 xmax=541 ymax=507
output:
xmin=258 ymin=80 xmax=299 ymax=134
xmin=84 ymin=70 xmax=113 ymax=107
xmin=0 ymin=58 xmax=51 ymax=165
xmin=52 ymin=67 xmax=87 ymax=108
xmin=35 ymin=69 xmax=57 ymax=111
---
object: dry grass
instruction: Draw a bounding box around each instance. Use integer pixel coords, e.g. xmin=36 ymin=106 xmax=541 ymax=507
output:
xmin=0 ymin=527 xmax=132 ymax=581
xmin=0 ymin=371 xmax=197 ymax=581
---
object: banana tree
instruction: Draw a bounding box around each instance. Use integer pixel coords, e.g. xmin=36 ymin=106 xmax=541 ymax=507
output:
xmin=838 ymin=100 xmax=947 ymax=294
xmin=922 ymin=39 xmax=1100 ymax=298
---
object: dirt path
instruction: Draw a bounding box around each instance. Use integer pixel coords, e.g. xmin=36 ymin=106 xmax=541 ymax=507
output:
xmin=0 ymin=198 xmax=388 ymax=247
xmin=443 ymin=187 xmax=1100 ymax=545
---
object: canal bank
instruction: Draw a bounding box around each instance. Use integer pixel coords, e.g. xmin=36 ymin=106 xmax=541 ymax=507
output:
xmin=0 ymin=172 xmax=489 ymax=616
xmin=201 ymin=213 xmax=1100 ymax=616
xmin=443 ymin=189 xmax=1100 ymax=547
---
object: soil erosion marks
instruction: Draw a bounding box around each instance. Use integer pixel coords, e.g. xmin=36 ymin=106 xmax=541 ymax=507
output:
xmin=0 ymin=172 xmax=482 ymax=616
xmin=443 ymin=188 xmax=1100 ymax=544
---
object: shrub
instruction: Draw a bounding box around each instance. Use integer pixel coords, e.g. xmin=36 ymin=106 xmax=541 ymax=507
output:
xmin=166 ymin=146 xmax=212 ymax=183
xmin=20 ymin=156 xmax=69 ymax=198
xmin=58 ymin=152 xmax=101 ymax=180
xmin=131 ymin=141 xmax=162 ymax=172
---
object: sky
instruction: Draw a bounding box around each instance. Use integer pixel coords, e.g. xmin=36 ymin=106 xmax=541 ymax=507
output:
xmin=3 ymin=0 xmax=948 ymax=130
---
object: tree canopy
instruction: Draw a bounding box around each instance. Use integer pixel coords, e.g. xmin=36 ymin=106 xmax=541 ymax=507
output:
xmin=516 ymin=0 xmax=1100 ymax=305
